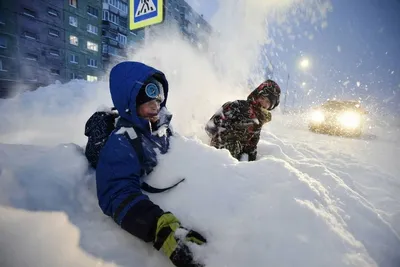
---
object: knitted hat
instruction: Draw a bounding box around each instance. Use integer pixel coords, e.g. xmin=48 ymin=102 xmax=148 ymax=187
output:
xmin=136 ymin=77 xmax=164 ymax=106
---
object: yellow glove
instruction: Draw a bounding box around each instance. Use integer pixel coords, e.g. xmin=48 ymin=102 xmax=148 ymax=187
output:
xmin=153 ymin=212 xmax=206 ymax=267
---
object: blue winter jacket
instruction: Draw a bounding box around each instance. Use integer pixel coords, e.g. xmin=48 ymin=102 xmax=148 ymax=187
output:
xmin=96 ymin=61 xmax=171 ymax=225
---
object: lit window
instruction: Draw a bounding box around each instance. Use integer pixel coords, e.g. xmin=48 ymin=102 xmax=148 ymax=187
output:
xmin=87 ymin=41 xmax=98 ymax=52
xmin=69 ymin=0 xmax=77 ymax=8
xmin=69 ymin=16 xmax=78 ymax=27
xmin=87 ymin=75 xmax=98 ymax=82
xmin=70 ymin=35 xmax=78 ymax=46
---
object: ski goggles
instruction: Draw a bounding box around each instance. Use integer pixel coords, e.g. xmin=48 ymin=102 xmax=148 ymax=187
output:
xmin=144 ymin=79 xmax=165 ymax=103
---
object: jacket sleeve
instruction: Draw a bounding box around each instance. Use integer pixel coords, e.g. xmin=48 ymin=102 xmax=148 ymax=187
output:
xmin=96 ymin=132 xmax=149 ymax=219
xmin=242 ymin=110 xmax=271 ymax=161
xmin=205 ymin=101 xmax=253 ymax=137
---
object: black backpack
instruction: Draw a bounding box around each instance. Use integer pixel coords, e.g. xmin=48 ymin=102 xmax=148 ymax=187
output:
xmin=84 ymin=108 xmax=184 ymax=193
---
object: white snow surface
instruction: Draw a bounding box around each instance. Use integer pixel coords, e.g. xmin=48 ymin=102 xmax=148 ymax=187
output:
xmin=0 ymin=1 xmax=399 ymax=266
xmin=0 ymin=79 xmax=399 ymax=267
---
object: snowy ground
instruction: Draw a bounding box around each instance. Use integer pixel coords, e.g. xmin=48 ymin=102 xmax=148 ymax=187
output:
xmin=0 ymin=80 xmax=399 ymax=267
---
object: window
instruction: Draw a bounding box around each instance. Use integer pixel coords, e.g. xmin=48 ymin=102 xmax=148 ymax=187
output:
xmin=0 ymin=59 xmax=5 ymax=71
xmin=87 ymin=24 xmax=98 ymax=35
xmin=70 ymin=54 xmax=79 ymax=63
xmin=122 ymin=2 xmax=128 ymax=12
xmin=69 ymin=35 xmax=78 ymax=46
xmin=50 ymin=69 xmax=60 ymax=75
xmin=87 ymin=41 xmax=98 ymax=52
xmin=70 ymin=72 xmax=77 ymax=79
xmin=119 ymin=17 xmax=127 ymax=28
xmin=47 ymin=8 xmax=59 ymax=17
xmin=110 ymin=12 xmax=118 ymax=24
xmin=112 ymin=12 xmax=119 ymax=24
xmin=69 ymin=0 xmax=77 ymax=8
xmin=109 ymin=0 xmax=117 ymax=7
xmin=23 ymin=8 xmax=36 ymax=18
xmin=102 ymin=10 xmax=109 ymax=21
xmin=69 ymin=16 xmax=78 ymax=27
xmin=0 ymin=36 xmax=6 ymax=48
xmin=24 ymin=31 xmax=37 ymax=40
xmin=117 ymin=33 xmax=127 ymax=45
xmin=25 ymin=53 xmax=38 ymax=61
xmin=103 ymin=11 xmax=118 ymax=24
xmin=87 ymin=58 xmax=97 ymax=67
xmin=109 ymin=0 xmax=127 ymax=12
xmin=49 ymin=49 xmax=60 ymax=56
xmin=87 ymin=75 xmax=98 ymax=82
xmin=87 ymin=6 xmax=98 ymax=17
xmin=48 ymin=28 xmax=59 ymax=37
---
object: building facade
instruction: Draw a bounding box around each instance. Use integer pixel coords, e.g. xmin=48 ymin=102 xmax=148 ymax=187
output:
xmin=0 ymin=0 xmax=69 ymax=96
xmin=0 ymin=0 xmax=212 ymax=97
xmin=101 ymin=0 xmax=212 ymax=69
xmin=0 ymin=0 xmax=103 ymax=97
xmin=164 ymin=0 xmax=212 ymax=51
xmin=64 ymin=0 xmax=103 ymax=82
xmin=101 ymin=0 xmax=130 ymax=70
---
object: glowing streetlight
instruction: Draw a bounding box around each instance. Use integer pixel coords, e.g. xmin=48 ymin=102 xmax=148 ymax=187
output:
xmin=283 ymin=57 xmax=312 ymax=113
xmin=299 ymin=58 xmax=310 ymax=70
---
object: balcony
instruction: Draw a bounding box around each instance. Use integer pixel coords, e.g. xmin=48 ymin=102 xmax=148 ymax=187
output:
xmin=102 ymin=21 xmax=119 ymax=33
xmin=104 ymin=37 xmax=119 ymax=47
xmin=103 ymin=3 xmax=128 ymax=18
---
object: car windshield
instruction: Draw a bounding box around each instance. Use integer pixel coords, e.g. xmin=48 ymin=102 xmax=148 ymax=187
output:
xmin=321 ymin=101 xmax=361 ymax=111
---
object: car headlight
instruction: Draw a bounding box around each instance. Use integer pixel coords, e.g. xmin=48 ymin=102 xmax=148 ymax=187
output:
xmin=337 ymin=111 xmax=361 ymax=128
xmin=310 ymin=110 xmax=325 ymax=123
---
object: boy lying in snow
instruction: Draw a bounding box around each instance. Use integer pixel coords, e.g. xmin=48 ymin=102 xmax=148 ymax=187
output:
xmin=205 ymin=80 xmax=281 ymax=161
xmin=84 ymin=61 xmax=206 ymax=267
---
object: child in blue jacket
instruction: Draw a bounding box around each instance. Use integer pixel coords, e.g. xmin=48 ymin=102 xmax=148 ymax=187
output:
xmin=94 ymin=61 xmax=206 ymax=267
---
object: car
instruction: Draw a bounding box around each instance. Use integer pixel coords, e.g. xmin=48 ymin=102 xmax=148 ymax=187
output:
xmin=308 ymin=100 xmax=367 ymax=137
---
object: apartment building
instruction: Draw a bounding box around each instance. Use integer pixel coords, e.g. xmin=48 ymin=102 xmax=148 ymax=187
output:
xmin=64 ymin=0 xmax=103 ymax=81
xmin=101 ymin=0 xmax=130 ymax=70
xmin=0 ymin=0 xmax=212 ymax=97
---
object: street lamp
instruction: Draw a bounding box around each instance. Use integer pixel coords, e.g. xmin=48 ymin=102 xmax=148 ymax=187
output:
xmin=283 ymin=57 xmax=312 ymax=113
xmin=299 ymin=58 xmax=310 ymax=70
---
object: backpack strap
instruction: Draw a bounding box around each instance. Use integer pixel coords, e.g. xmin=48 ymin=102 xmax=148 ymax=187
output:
xmin=123 ymin=128 xmax=185 ymax=194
